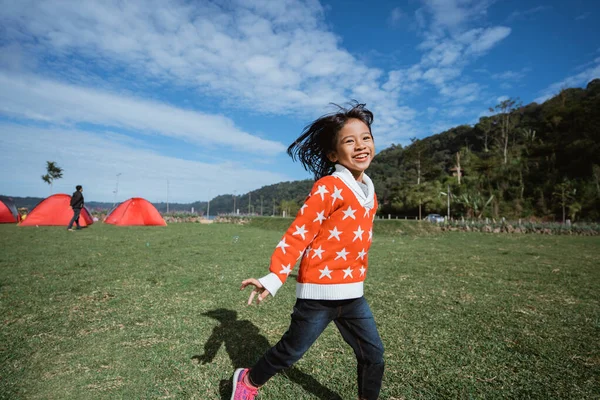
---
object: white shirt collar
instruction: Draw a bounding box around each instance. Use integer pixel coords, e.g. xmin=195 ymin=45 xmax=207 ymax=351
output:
xmin=332 ymin=164 xmax=375 ymax=209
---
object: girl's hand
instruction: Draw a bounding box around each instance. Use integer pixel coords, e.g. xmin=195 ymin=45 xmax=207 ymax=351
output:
xmin=241 ymin=278 xmax=271 ymax=305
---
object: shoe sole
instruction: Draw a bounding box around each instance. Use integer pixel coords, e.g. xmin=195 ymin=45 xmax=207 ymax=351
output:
xmin=231 ymin=368 xmax=244 ymax=400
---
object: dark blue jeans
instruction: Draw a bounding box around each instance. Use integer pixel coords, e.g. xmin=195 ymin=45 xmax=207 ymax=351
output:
xmin=249 ymin=296 xmax=384 ymax=399
xmin=67 ymin=208 xmax=81 ymax=229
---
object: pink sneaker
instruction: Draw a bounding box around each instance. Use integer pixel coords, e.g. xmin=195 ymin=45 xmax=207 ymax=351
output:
xmin=231 ymin=368 xmax=258 ymax=400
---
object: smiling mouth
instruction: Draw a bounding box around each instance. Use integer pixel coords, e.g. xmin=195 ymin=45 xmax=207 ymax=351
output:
xmin=354 ymin=153 xmax=370 ymax=160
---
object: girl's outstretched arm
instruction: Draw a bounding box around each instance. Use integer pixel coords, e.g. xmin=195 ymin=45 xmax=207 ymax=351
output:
xmin=241 ymin=278 xmax=271 ymax=305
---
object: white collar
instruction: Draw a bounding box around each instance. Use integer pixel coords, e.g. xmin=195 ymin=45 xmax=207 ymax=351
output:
xmin=332 ymin=164 xmax=375 ymax=209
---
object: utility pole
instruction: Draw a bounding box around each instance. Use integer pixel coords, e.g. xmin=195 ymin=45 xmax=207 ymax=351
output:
xmin=248 ymin=192 xmax=252 ymax=214
xmin=113 ymin=173 xmax=122 ymax=207
xmin=447 ymin=184 xmax=451 ymax=220
xmin=233 ymin=191 xmax=237 ymax=214
xmin=167 ymin=179 xmax=170 ymax=213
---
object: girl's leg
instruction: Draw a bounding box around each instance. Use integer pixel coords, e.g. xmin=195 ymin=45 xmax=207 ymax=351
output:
xmin=334 ymin=297 xmax=384 ymax=400
xmin=249 ymin=299 xmax=333 ymax=386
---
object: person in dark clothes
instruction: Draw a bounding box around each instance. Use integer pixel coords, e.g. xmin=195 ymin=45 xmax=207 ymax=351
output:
xmin=67 ymin=185 xmax=84 ymax=231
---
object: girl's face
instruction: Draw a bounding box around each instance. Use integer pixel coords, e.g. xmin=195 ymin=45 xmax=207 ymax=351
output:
xmin=328 ymin=118 xmax=375 ymax=181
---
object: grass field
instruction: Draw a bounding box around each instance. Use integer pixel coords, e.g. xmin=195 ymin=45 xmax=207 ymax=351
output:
xmin=1 ymin=222 xmax=598 ymax=399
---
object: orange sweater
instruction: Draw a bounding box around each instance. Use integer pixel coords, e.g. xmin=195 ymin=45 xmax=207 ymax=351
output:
xmin=258 ymin=164 xmax=377 ymax=300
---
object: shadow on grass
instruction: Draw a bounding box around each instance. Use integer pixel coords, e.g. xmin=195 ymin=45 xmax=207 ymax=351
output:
xmin=193 ymin=308 xmax=342 ymax=400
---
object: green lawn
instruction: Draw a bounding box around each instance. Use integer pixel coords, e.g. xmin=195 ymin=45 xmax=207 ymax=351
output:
xmin=0 ymin=223 xmax=598 ymax=399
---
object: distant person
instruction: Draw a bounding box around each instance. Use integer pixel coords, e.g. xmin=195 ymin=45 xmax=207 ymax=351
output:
xmin=67 ymin=185 xmax=84 ymax=231
xmin=232 ymin=102 xmax=384 ymax=399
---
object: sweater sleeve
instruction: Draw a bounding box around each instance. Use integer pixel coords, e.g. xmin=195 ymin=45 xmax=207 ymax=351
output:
xmin=258 ymin=178 xmax=336 ymax=296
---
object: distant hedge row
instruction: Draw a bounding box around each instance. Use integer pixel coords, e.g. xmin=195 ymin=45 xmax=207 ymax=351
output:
xmin=441 ymin=221 xmax=600 ymax=235
xmin=214 ymin=215 xmax=600 ymax=236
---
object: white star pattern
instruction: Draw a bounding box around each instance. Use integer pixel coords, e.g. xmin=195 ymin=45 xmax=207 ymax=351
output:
xmin=343 ymin=267 xmax=354 ymax=279
xmin=276 ymin=238 xmax=290 ymax=254
xmin=353 ymin=226 xmax=364 ymax=242
xmin=356 ymin=248 xmax=366 ymax=260
xmin=312 ymin=245 xmax=325 ymax=259
xmin=335 ymin=248 xmax=349 ymax=260
xmin=267 ymin=177 xmax=378 ymax=288
xmin=342 ymin=206 xmax=356 ymax=220
xmin=292 ymin=224 xmax=308 ymax=240
xmin=279 ymin=264 xmax=292 ymax=275
xmin=330 ymin=186 xmax=343 ymax=205
xmin=328 ymin=226 xmax=343 ymax=241
xmin=319 ymin=266 xmax=333 ymax=279
xmin=300 ymin=204 xmax=308 ymax=215
xmin=313 ymin=210 xmax=326 ymax=224
xmin=314 ymin=185 xmax=329 ymax=201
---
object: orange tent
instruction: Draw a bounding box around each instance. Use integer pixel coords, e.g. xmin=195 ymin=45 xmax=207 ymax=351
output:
xmin=0 ymin=197 xmax=19 ymax=223
xmin=104 ymin=197 xmax=166 ymax=226
xmin=19 ymin=194 xmax=94 ymax=227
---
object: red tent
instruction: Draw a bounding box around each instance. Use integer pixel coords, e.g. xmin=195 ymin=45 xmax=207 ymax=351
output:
xmin=104 ymin=197 xmax=166 ymax=226
xmin=0 ymin=197 xmax=19 ymax=223
xmin=19 ymin=194 xmax=94 ymax=227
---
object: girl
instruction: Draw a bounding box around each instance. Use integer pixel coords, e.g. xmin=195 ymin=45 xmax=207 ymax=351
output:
xmin=232 ymin=102 xmax=384 ymax=400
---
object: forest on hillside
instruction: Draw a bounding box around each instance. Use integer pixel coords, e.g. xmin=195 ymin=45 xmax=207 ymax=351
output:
xmin=369 ymin=79 xmax=600 ymax=221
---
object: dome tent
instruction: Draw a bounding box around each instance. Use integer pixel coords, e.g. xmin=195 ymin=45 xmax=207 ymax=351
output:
xmin=104 ymin=197 xmax=166 ymax=226
xmin=19 ymin=194 xmax=94 ymax=227
xmin=0 ymin=196 xmax=19 ymax=223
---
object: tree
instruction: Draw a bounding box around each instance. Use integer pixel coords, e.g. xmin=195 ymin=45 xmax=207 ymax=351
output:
xmin=490 ymin=98 xmax=521 ymax=165
xmin=552 ymin=180 xmax=576 ymax=223
xmin=404 ymin=181 xmax=444 ymax=219
xmin=454 ymin=191 xmax=495 ymax=219
xmin=403 ymin=138 xmax=431 ymax=219
xmin=593 ymin=164 xmax=600 ymax=197
xmin=279 ymin=199 xmax=300 ymax=217
xmin=41 ymin=161 xmax=63 ymax=194
xmin=477 ymin=116 xmax=493 ymax=153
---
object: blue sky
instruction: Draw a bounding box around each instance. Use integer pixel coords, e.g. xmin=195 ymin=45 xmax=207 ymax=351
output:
xmin=0 ymin=0 xmax=598 ymax=203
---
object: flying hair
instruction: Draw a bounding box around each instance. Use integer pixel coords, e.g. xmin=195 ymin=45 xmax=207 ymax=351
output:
xmin=287 ymin=101 xmax=374 ymax=180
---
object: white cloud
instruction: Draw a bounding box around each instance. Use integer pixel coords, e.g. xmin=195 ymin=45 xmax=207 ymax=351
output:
xmin=534 ymin=59 xmax=600 ymax=104
xmin=0 ymin=123 xmax=291 ymax=203
xmin=0 ymin=71 xmax=286 ymax=154
xmin=440 ymin=82 xmax=482 ymax=105
xmin=492 ymin=68 xmax=529 ymax=81
xmin=0 ymin=0 xmax=418 ymax=148
xmin=388 ymin=7 xmax=404 ymax=26
xmin=463 ymin=27 xmax=511 ymax=55
xmin=507 ymin=6 xmax=550 ymax=22
xmin=445 ymin=106 xmax=467 ymax=118
xmin=420 ymin=0 xmax=493 ymax=33
xmin=388 ymin=0 xmax=510 ymax=106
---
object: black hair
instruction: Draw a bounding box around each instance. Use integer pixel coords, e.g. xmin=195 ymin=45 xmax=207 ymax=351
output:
xmin=76 ymin=185 xmax=82 ymax=191
xmin=287 ymin=101 xmax=374 ymax=180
